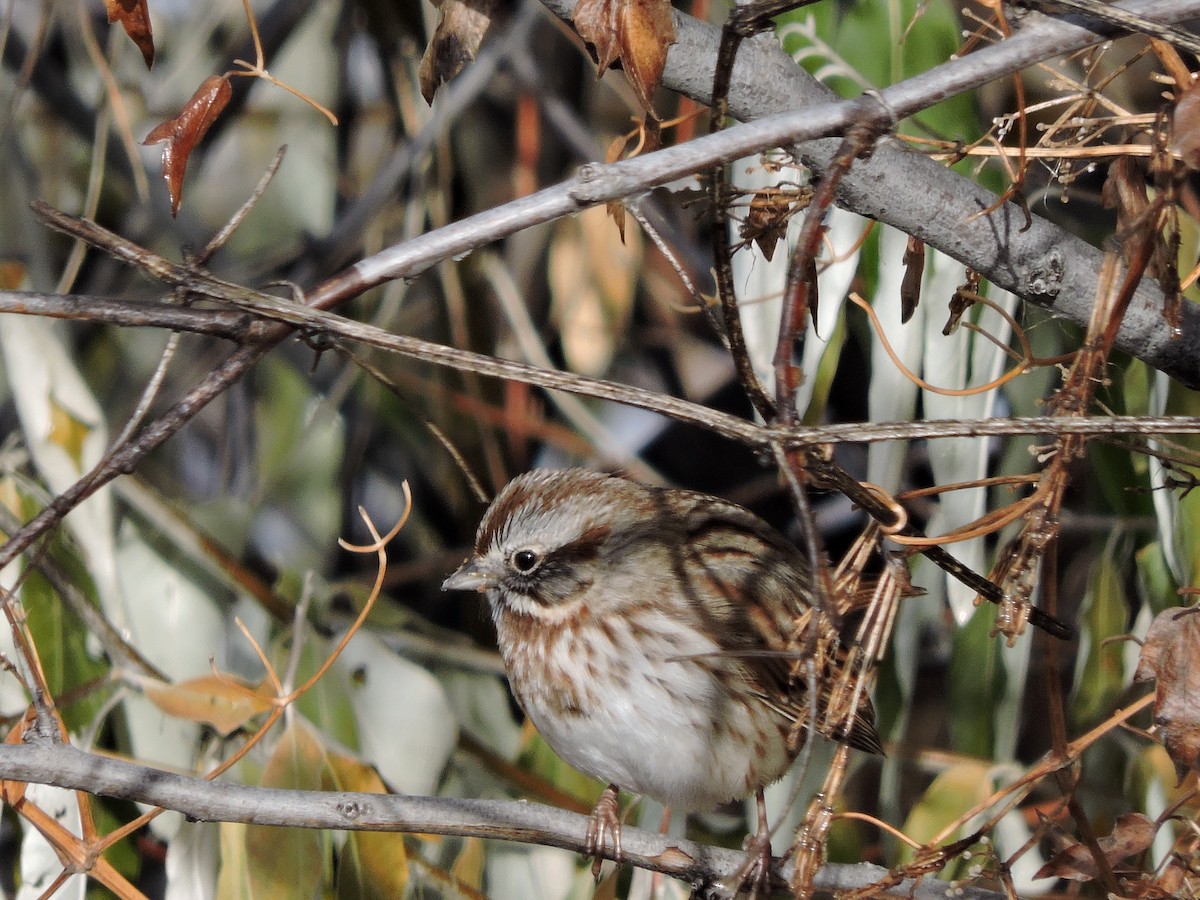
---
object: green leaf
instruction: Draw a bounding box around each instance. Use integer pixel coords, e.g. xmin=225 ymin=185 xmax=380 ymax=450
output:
xmin=948 ymin=604 xmax=1004 ymax=757
xmin=254 ymin=357 xmax=345 ymax=567
xmin=288 ymin=637 xmax=360 ymax=751
xmin=89 ymin=799 xmax=142 ymax=885
xmin=1174 ymin=487 xmax=1200 ymax=590
xmin=16 ymin=545 xmax=110 ymax=732
xmin=1136 ymin=541 xmax=1179 ymax=616
xmin=777 ymin=0 xmax=977 ymax=141
xmin=801 ymin=308 xmax=847 ymax=425
xmin=245 ymin=718 xmax=330 ymax=899
xmin=1070 ymin=539 xmax=1129 ymax=730
xmin=897 ymin=761 xmax=992 ymax=865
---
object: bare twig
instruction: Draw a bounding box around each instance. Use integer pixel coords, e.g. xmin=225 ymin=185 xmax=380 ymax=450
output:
xmin=0 ymin=741 xmax=1007 ymax=900
xmin=9 ymin=288 xmax=1200 ymax=449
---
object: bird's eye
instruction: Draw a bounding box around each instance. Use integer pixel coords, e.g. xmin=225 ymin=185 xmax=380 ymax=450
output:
xmin=510 ymin=548 xmax=541 ymax=574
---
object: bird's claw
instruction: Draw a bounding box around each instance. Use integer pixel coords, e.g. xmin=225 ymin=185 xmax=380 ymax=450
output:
xmin=583 ymin=784 xmax=622 ymax=880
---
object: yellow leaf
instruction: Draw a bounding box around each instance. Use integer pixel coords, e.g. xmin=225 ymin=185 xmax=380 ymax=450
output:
xmin=326 ymin=753 xmax=409 ymax=899
xmin=47 ymin=396 xmax=91 ymax=470
xmin=548 ymin=206 xmax=640 ymax=377
xmin=0 ymin=261 xmax=26 ymax=290
xmin=451 ymin=837 xmax=485 ymax=891
xmin=898 ymin=762 xmax=992 ymax=863
xmin=217 ymin=822 xmax=252 ymax=900
xmin=246 ymin=720 xmax=329 ymax=899
xmin=143 ymin=674 xmax=274 ymax=736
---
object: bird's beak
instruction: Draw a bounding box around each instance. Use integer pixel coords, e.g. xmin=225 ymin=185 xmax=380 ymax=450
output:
xmin=442 ymin=557 xmax=495 ymax=592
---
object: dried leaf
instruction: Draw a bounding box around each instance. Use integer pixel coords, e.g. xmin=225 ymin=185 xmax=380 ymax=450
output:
xmin=1156 ymin=856 xmax=1197 ymax=897
xmin=143 ymin=75 xmax=232 ymax=217
xmin=1172 ymin=79 xmax=1200 ymax=171
xmin=1034 ymin=813 xmax=1156 ymax=881
xmin=1135 ymin=607 xmax=1200 ymax=781
xmin=104 ymin=0 xmax=154 ymax=68
xmin=47 ymin=396 xmax=91 ymax=470
xmin=900 ymin=235 xmax=925 ymax=324
xmin=143 ymin=674 xmax=274 ymax=736
xmin=419 ymin=0 xmax=497 ymax=103
xmin=548 ymin=205 xmax=640 ymax=377
xmin=943 ymin=271 xmax=980 ymax=336
xmin=739 ymin=190 xmax=792 ymax=262
xmin=605 ymin=132 xmax=631 ymax=241
xmin=324 ymin=752 xmax=409 ymax=896
xmin=573 ymin=0 xmax=675 ymax=114
xmin=0 ymin=261 xmax=26 ymax=290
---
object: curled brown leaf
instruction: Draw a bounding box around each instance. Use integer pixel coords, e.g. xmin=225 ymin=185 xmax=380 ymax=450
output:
xmin=419 ymin=0 xmax=498 ymax=104
xmin=739 ymin=190 xmax=792 ymax=262
xmin=104 ymin=0 xmax=154 ymax=68
xmin=1033 ymin=812 xmax=1156 ymax=881
xmin=573 ymin=0 xmax=675 ymax=115
xmin=900 ymin=235 xmax=925 ymax=323
xmin=143 ymin=75 xmax=233 ymax=217
xmin=1135 ymin=606 xmax=1200 ymax=780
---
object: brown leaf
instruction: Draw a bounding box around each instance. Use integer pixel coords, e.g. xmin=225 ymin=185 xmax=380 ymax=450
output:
xmin=1034 ymin=813 xmax=1157 ymax=881
xmin=739 ymin=190 xmax=792 ymax=262
xmin=605 ymin=132 xmax=631 ymax=241
xmin=143 ymin=75 xmax=232 ymax=217
xmin=1135 ymin=606 xmax=1200 ymax=781
xmin=0 ymin=261 xmax=26 ymax=291
xmin=143 ymin=674 xmax=274 ymax=736
xmin=419 ymin=0 xmax=497 ymax=103
xmin=943 ymin=271 xmax=981 ymax=336
xmin=900 ymin=235 xmax=925 ymax=324
xmin=573 ymin=0 xmax=675 ymax=114
xmin=104 ymin=0 xmax=154 ymax=68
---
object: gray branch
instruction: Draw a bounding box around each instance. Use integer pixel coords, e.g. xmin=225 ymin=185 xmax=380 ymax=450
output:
xmin=0 ymin=741 xmax=1005 ymax=899
xmin=646 ymin=0 xmax=1200 ymax=388
xmin=476 ymin=0 xmax=1200 ymax=387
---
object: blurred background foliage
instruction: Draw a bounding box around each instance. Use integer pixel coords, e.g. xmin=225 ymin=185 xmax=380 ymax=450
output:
xmin=0 ymin=0 xmax=1197 ymax=896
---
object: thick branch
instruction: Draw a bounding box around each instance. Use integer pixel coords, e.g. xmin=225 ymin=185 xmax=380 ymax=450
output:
xmin=0 ymin=741 xmax=1004 ymax=899
xmin=535 ymin=0 xmax=1200 ymax=386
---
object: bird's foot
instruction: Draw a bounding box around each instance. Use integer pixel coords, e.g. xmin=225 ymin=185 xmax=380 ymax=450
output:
xmin=723 ymin=788 xmax=776 ymax=898
xmin=583 ymin=783 xmax=622 ymax=880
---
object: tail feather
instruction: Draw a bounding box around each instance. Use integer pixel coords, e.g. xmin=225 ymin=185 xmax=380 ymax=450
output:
xmin=842 ymin=701 xmax=885 ymax=755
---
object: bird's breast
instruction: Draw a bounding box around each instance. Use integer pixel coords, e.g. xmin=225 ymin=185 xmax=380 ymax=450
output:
xmin=493 ymin=603 xmax=794 ymax=811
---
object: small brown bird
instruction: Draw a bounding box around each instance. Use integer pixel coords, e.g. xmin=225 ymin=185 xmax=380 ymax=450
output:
xmin=444 ymin=469 xmax=881 ymax=874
